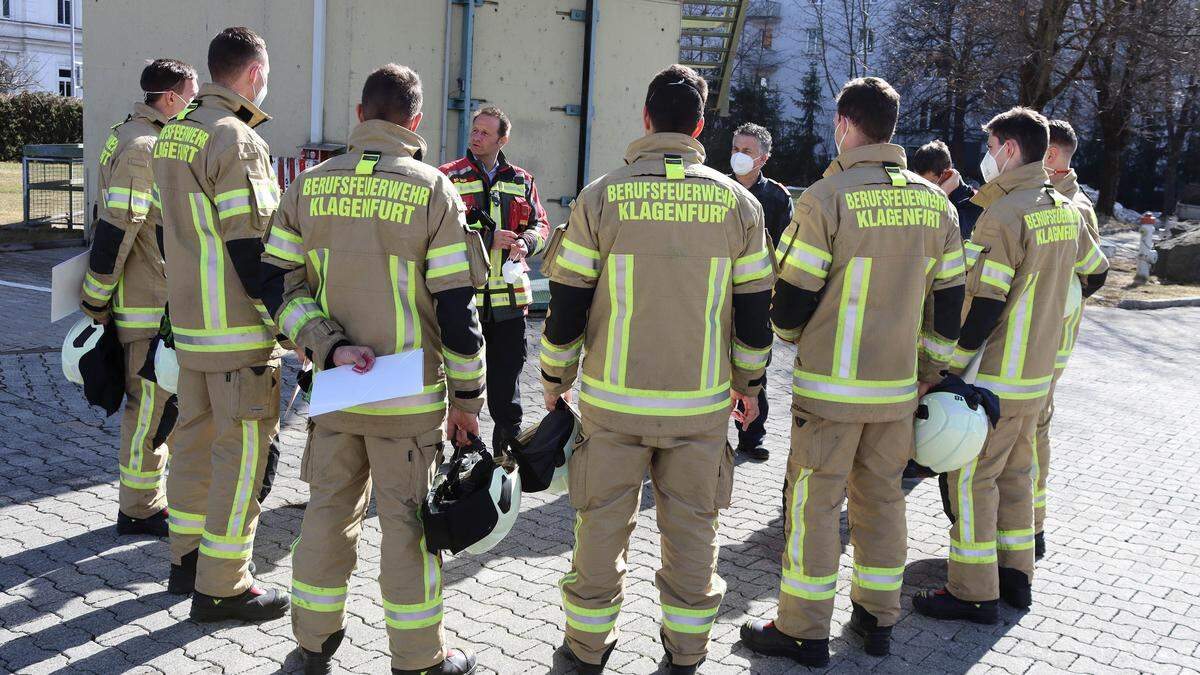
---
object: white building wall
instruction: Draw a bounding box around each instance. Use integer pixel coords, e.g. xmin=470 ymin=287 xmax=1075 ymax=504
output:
xmin=0 ymin=0 xmax=82 ymax=95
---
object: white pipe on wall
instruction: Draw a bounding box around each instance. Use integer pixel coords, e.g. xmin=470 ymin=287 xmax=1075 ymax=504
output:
xmin=310 ymin=0 xmax=327 ymax=144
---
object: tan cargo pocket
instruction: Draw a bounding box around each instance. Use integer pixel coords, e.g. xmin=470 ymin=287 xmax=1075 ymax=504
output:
xmin=790 ymin=405 xmax=827 ymax=469
xmin=411 ymin=428 xmax=446 ymax=497
xmin=539 ymin=222 xmax=569 ymax=278
xmin=463 ymin=226 xmax=491 ymax=288
xmin=566 ymin=432 xmax=590 ymax=509
xmin=249 ymin=176 xmax=280 ymax=219
xmin=715 ymin=442 xmax=735 ymax=509
xmin=298 ymin=420 xmax=315 ymax=483
xmin=231 ymin=364 xmax=280 ymax=421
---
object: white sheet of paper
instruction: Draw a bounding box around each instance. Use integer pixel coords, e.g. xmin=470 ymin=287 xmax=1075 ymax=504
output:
xmin=961 ymin=342 xmax=985 ymax=384
xmin=50 ymin=251 xmax=89 ymax=322
xmin=308 ymin=349 xmax=424 ymax=416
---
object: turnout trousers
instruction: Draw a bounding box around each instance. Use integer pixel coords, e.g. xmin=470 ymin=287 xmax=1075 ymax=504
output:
xmin=482 ymin=316 xmax=526 ymax=450
xmin=118 ymin=338 xmax=175 ymax=518
xmin=166 ymin=362 xmax=280 ymax=597
xmin=776 ymin=406 xmax=912 ymax=640
xmin=945 ymin=413 xmax=1037 ymax=601
xmin=291 ymin=425 xmax=446 ymax=672
xmin=1033 ymin=375 xmax=1061 ymax=535
xmin=561 ymin=419 xmax=734 ymax=667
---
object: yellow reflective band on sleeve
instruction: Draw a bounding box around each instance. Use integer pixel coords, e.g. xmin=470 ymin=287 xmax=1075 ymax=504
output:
xmin=1076 ymin=243 xmax=1107 ymax=275
xmin=733 ymin=246 xmax=772 ymax=285
xmin=980 ymin=259 xmax=1015 ymax=294
xmin=964 ymin=241 xmax=985 ymax=270
xmin=383 ymin=596 xmax=443 ymax=630
xmin=442 ymin=348 xmax=484 ymax=380
xmin=291 ymin=580 xmax=348 ymax=613
xmin=661 ymin=604 xmax=719 ymax=635
xmin=974 ymin=373 xmax=1053 ymax=400
xmin=107 ymin=187 xmax=153 ymax=216
xmin=563 ymin=596 xmax=620 ymax=633
xmin=778 ymin=237 xmax=832 ymax=281
xmin=265 ymin=226 xmax=305 ymax=263
xmin=214 ymin=188 xmax=252 ymax=220
xmin=732 ymin=340 xmax=770 ymax=371
xmin=113 ymin=306 xmax=165 ymax=329
xmin=151 ymin=183 xmax=162 ymax=210
xmin=83 ymin=271 xmax=117 ymax=302
xmin=771 ymin=320 xmax=802 ymax=342
xmin=453 ymin=180 xmax=484 ymax=196
xmin=355 ymin=151 xmax=381 ymax=175
xmin=279 ymin=297 xmax=324 ymax=342
xmin=540 ymin=335 xmax=583 ymax=368
xmin=556 ymin=238 xmax=601 ymax=279
xmin=949 ymin=345 xmax=977 ymax=370
xmin=852 ymin=564 xmax=904 ymax=591
xmin=425 ymin=242 xmax=470 ymax=280
xmin=664 ymin=155 xmax=685 ymax=180
xmin=937 ymin=247 xmax=966 ymax=280
xmin=921 ymin=331 xmax=956 ymax=360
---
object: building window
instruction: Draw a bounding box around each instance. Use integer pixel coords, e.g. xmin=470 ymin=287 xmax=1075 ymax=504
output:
xmin=2 ymin=1 xmax=11 ymax=19
xmin=58 ymin=67 xmax=72 ymax=96
xmin=806 ymin=28 xmax=820 ymax=54
xmin=57 ymin=0 xmax=71 ymax=25
xmin=762 ymin=25 xmax=774 ymax=49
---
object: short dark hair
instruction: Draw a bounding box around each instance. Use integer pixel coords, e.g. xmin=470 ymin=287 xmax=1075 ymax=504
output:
xmin=141 ymin=59 xmax=196 ymax=104
xmin=207 ymin=27 xmax=267 ymax=84
xmin=474 ymin=106 xmax=511 ymax=137
xmin=1048 ymin=119 xmax=1078 ymax=152
xmin=361 ymin=64 xmax=423 ymax=126
xmin=910 ymin=140 xmax=953 ymax=176
xmin=983 ymin=107 xmax=1049 ymax=165
xmin=734 ymin=122 xmax=772 ymax=155
xmin=836 ymin=77 xmax=900 ymax=143
xmin=644 ymin=64 xmax=708 ymax=134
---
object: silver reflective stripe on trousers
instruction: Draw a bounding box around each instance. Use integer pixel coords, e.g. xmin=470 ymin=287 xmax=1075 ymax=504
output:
xmin=782 ymin=575 xmax=836 ymax=595
xmin=386 ymin=602 xmax=443 ymax=625
xmin=292 ymin=587 xmax=347 ymax=607
xmin=581 ymin=381 xmax=729 ymax=410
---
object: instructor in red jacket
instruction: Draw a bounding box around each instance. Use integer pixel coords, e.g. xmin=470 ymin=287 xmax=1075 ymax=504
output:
xmin=439 ymin=106 xmax=550 ymax=452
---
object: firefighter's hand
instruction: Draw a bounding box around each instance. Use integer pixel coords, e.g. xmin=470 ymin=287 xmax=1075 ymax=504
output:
xmin=545 ymin=389 xmax=571 ymax=412
xmin=493 ymin=229 xmax=519 ymax=250
xmin=730 ymin=390 xmax=759 ymax=426
xmin=446 ymin=407 xmax=479 ymax=446
xmin=332 ymin=345 xmax=375 ymax=373
xmin=937 ymin=169 xmax=962 ymax=196
xmin=918 ymin=380 xmax=935 ymax=398
xmin=508 ymin=239 xmax=528 ymax=262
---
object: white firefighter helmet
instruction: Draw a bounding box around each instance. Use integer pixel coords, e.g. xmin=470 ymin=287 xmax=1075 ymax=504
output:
xmin=153 ymin=342 xmax=179 ymax=394
xmin=545 ymin=411 xmax=582 ymax=495
xmin=913 ymin=391 xmax=989 ymax=474
xmin=462 ymin=459 xmax=522 ymax=555
xmin=61 ymin=317 xmax=105 ymax=385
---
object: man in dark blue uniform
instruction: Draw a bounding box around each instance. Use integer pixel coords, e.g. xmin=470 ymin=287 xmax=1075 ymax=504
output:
xmin=910 ymin=140 xmax=982 ymax=240
xmin=730 ymin=122 xmax=793 ymax=461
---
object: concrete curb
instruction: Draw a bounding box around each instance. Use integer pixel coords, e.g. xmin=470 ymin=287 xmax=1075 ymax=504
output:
xmin=1117 ymin=297 xmax=1200 ymax=310
xmin=0 ymin=237 xmax=86 ymax=253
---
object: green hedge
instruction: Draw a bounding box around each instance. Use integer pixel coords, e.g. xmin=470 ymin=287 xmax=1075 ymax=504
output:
xmin=0 ymin=92 xmax=83 ymax=162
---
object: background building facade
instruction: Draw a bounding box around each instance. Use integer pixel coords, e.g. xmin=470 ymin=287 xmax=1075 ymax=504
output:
xmin=0 ymin=0 xmax=82 ymax=96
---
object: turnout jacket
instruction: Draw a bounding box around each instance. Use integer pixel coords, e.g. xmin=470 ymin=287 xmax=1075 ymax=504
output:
xmin=81 ymin=103 xmax=169 ymax=343
xmin=1049 ymin=169 xmax=1103 ymax=370
xmin=438 ymin=150 xmax=550 ymax=321
xmin=772 ymin=144 xmax=965 ymax=423
xmin=540 ymin=133 xmax=775 ymax=437
xmin=261 ymin=120 xmax=489 ymax=438
xmin=951 ymin=161 xmax=1108 ymax=415
xmin=153 ymin=83 xmax=285 ymax=372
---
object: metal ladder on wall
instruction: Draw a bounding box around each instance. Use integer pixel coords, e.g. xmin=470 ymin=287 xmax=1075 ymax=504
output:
xmin=679 ymin=0 xmax=750 ymax=116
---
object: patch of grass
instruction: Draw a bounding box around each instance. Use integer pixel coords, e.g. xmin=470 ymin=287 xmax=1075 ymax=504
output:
xmin=0 ymin=162 xmax=22 ymax=227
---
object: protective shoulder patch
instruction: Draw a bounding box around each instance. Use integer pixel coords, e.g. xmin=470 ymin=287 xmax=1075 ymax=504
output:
xmin=883 ymin=165 xmax=907 ymax=187
xmin=356 ymin=150 xmax=382 ymax=175
xmin=176 ymin=101 xmax=200 ymax=121
xmin=237 ymin=142 xmax=261 ymax=160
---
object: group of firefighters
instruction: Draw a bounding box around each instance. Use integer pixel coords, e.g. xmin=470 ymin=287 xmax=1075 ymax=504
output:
xmin=76 ymin=24 xmax=1109 ymax=675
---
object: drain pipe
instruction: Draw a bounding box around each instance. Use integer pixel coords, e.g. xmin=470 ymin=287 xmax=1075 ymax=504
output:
xmin=576 ymin=0 xmax=598 ymax=191
xmin=310 ymin=0 xmax=326 ymax=144
xmin=439 ymin=0 xmax=453 ymax=163
xmin=456 ymin=0 xmax=478 ymax=157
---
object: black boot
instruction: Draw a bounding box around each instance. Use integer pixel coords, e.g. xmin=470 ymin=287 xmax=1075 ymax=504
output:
xmin=998 ymin=567 xmax=1032 ymax=609
xmin=1034 ymin=532 xmax=1046 ymax=560
xmin=117 ymin=509 xmax=169 ymax=537
xmin=736 ymin=441 xmax=769 ymax=461
xmin=912 ymin=587 xmax=998 ymax=624
xmin=300 ymin=628 xmax=345 ymax=675
xmin=190 ymin=585 xmax=290 ymax=623
xmin=739 ymin=619 xmax=829 ymax=667
xmin=168 ymin=549 xmax=198 ymax=595
xmin=847 ymin=601 xmax=891 ymax=656
xmin=666 ymin=657 xmax=704 ymax=674
xmin=556 ymin=641 xmax=615 ymax=674
xmin=392 ymin=648 xmax=477 ymax=675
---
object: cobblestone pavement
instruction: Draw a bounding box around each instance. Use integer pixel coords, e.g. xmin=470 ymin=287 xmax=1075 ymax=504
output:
xmin=1 ymin=246 xmax=1198 ymax=674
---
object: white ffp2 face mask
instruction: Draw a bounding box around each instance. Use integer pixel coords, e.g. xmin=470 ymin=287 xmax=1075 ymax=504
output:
xmin=730 ymin=152 xmax=756 ymax=176
xmin=252 ymin=69 xmax=269 ymax=108
xmin=980 ymin=144 xmax=1010 ymax=183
